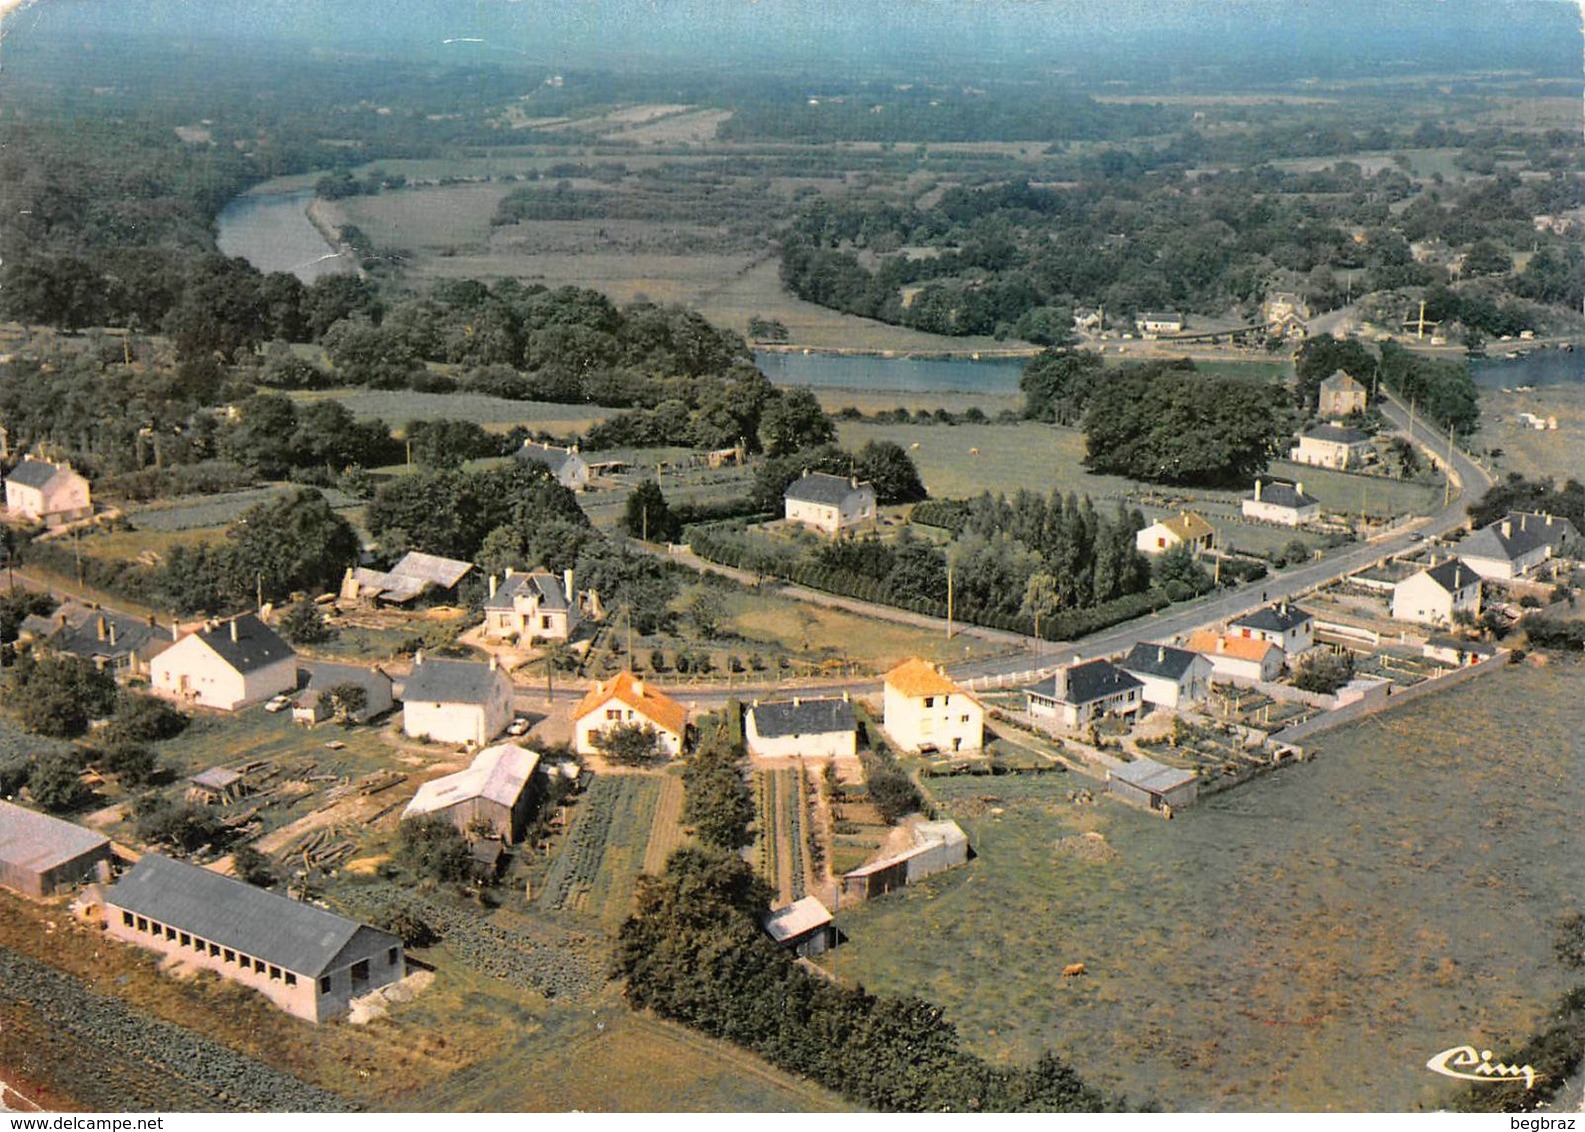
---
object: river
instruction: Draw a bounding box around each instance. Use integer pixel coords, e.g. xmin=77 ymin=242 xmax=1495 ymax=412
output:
xmin=215 ymin=189 xmax=355 ymax=284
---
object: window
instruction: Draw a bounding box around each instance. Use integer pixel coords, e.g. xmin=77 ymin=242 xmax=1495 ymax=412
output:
xmin=540 ymin=616 xmax=551 ymax=630
xmin=319 ymin=976 xmax=331 ymax=994
xmin=224 ymin=949 xmax=235 ymax=963
xmin=350 ymin=959 xmax=370 ymax=989
xmin=388 ymin=947 xmax=399 ymax=966
xmin=136 ymin=917 xmax=147 ymax=932
xmin=122 ymin=911 xmax=134 ymax=927
xmin=254 ymin=959 xmax=266 ymax=974
xmin=284 ymin=973 xmax=296 ymax=987
xmin=165 ymin=926 xmax=176 ymax=941
xmin=961 ymin=715 xmax=970 ymax=723
xmin=923 ymin=696 xmax=934 ymax=708
xmin=209 ymin=943 xmax=220 ymax=957
xmin=606 ymin=708 xmax=621 ymax=721
xmin=269 ymin=966 xmax=281 ymax=982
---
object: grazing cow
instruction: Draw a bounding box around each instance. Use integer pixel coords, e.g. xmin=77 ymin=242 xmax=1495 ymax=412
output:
xmin=969 ymin=447 xmax=980 ymax=456
xmin=1062 ymin=962 xmax=1087 ymax=978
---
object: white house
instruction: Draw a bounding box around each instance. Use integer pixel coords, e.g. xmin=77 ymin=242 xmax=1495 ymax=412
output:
xmin=1455 ymin=512 xmax=1579 ymax=581
xmin=1262 ymin=293 xmax=1310 ymax=341
xmin=105 ymin=854 xmax=404 ymax=1024
xmin=881 ymin=658 xmax=983 ymax=753
xmin=1135 ymin=511 xmax=1216 ymax=557
xmin=1391 ymin=558 xmax=1482 ymax=627
xmin=1242 ymin=479 xmax=1319 ymax=527
xmin=1229 ymin=602 xmax=1315 ymax=653
xmin=783 ymin=471 xmax=877 ymax=536
xmin=1291 ymin=425 xmax=1373 ymax=470
xmin=401 ymin=654 xmax=514 ymax=747
xmin=516 ymin=441 xmax=590 ymax=490
xmin=5 ymin=457 xmax=91 ymax=527
xmin=1185 ymin=630 xmax=1284 ymax=684
xmin=745 ymin=696 xmax=857 ymax=760
xmin=482 ymin=569 xmax=580 ymax=642
xmin=1136 ymin=312 xmax=1184 ymax=337
xmin=1024 ymin=658 xmax=1143 ymax=730
xmin=573 ymin=670 xmax=688 ymax=758
xmin=1118 ymin=642 xmax=1214 ymax=710
xmin=1317 ymin=370 xmax=1367 ymax=417
xmin=150 ymin=614 xmax=297 ymax=711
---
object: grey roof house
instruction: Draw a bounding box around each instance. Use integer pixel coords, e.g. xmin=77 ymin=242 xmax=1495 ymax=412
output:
xmin=746 ymin=696 xmax=858 ymax=759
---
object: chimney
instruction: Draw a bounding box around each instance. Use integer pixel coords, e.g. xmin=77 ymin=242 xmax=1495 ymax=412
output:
xmin=146 ymin=613 xmax=155 ymax=628
xmin=505 ymin=566 xmax=515 ymax=579
xmin=842 ymin=690 xmax=850 ymax=703
xmin=1254 ymin=479 xmax=1263 ymax=501
xmin=1055 ymin=665 xmax=1069 ymax=701
xmin=229 ymin=618 xmax=238 ymax=643
xmin=1216 ymin=637 xmax=1226 ymax=653
xmin=1501 ymin=520 xmax=1512 ymax=539
xmin=1296 ymin=482 xmax=1304 ymax=498
xmin=489 ymin=574 xmax=498 ymax=598
xmin=414 ymin=648 xmax=424 ymax=666
xmin=489 ymin=654 xmax=498 ymax=672
xmin=1157 ymin=645 xmax=1166 ymax=665
xmin=793 ymin=696 xmax=802 ymax=708
xmin=564 ymin=568 xmax=575 ymax=604
xmin=633 ymin=678 xmax=645 ymax=697
xmin=171 ymin=621 xmax=179 ymax=642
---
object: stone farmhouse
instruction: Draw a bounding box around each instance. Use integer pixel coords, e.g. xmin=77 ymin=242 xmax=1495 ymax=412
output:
xmin=1317 ymin=370 xmax=1367 ymax=418
xmin=516 ymin=441 xmax=590 ymax=490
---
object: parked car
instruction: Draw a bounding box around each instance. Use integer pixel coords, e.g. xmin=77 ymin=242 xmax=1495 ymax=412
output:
xmin=264 ymin=694 xmax=293 ymax=713
xmin=506 ymin=716 xmax=531 ymax=737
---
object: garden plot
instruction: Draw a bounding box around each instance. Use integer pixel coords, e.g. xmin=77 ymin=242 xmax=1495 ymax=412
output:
xmin=536 ymin=773 xmax=665 ymax=929
xmin=755 ymin=766 xmax=817 ymax=904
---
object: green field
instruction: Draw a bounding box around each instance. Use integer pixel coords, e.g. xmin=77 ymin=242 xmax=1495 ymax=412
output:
xmin=1475 ymin=385 xmax=1585 ymax=484
xmin=290 ymin=388 xmax=615 ymax=434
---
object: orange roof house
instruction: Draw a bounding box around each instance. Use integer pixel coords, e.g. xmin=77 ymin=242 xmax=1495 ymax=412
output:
xmin=573 ymin=671 xmax=688 ymax=757
xmin=1184 ymin=630 xmax=1283 ymax=684
xmin=882 ymin=658 xmax=983 ymax=753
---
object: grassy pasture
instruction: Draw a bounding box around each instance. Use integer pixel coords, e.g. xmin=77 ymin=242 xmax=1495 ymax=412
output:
xmin=1475 ymin=385 xmax=1585 ymax=483
xmin=290 ymin=388 xmax=613 ymax=433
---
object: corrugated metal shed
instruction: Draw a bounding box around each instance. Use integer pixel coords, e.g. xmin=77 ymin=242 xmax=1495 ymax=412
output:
xmin=0 ymin=801 xmax=111 ymax=897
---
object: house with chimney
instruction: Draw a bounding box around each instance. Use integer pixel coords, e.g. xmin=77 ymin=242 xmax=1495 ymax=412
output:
xmin=1134 ymin=511 xmax=1216 ymax=557
xmin=882 ymin=658 xmax=983 ymax=753
xmin=573 ymin=671 xmax=688 ymax=758
xmin=1262 ymin=293 xmax=1310 ymax=342
xmin=1135 ymin=312 xmax=1185 ymax=337
xmin=401 ymin=654 xmax=514 ymax=747
xmin=1242 ymin=479 xmax=1319 ymax=527
xmin=482 ymin=569 xmax=581 ymax=643
xmin=1023 ymin=658 xmax=1143 ymax=730
xmin=1229 ymin=602 xmax=1315 ymax=654
xmin=1454 ymin=512 xmax=1579 ymax=581
xmin=1185 ymin=630 xmax=1284 ymax=684
xmin=291 ymin=661 xmax=395 ymax=725
xmin=1317 ymin=370 xmax=1367 ymax=418
xmin=149 ymin=614 xmax=297 ymax=711
xmin=745 ymin=695 xmax=857 ymax=760
xmin=35 ymin=603 xmax=168 ymax=679
xmin=1391 ymin=558 xmax=1482 ymax=626
xmin=4 ymin=457 xmax=91 ymax=527
xmin=516 ymin=441 xmax=590 ymax=490
xmin=1291 ymin=425 xmax=1373 ymax=471
xmin=1118 ymin=642 xmax=1214 ymax=710
xmin=783 ymin=471 xmax=877 ymax=536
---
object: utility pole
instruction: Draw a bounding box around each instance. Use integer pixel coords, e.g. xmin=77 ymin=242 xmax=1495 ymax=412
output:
xmin=1444 ymin=421 xmax=1456 ymax=507
xmin=946 ymin=563 xmax=954 ymax=639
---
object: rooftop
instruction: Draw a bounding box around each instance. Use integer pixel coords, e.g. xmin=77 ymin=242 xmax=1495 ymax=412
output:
xmin=573 ymin=670 xmax=688 ymax=737
xmin=784 ymin=470 xmax=874 ymax=508
xmin=107 ymin=854 xmax=397 ymax=978
xmin=1155 ymin=512 xmax=1215 ymax=542
xmin=762 ymin=896 xmax=833 ymax=943
xmin=484 ymin=570 xmax=567 ymax=612
xmin=1026 ymin=658 xmax=1142 ymax=706
xmin=402 ymin=657 xmax=506 ymax=705
xmin=1459 ymin=511 xmax=1579 ymax=564
xmin=1109 ymin=757 xmax=1197 ymax=794
xmin=6 ymin=457 xmax=79 ymax=491
xmin=1417 ymin=557 xmax=1481 ymax=594
xmin=749 ymin=697 xmax=856 ymax=740
xmin=884 ymin=657 xmax=967 ymax=700
xmin=1119 ymin=641 xmax=1205 ymax=681
xmin=1185 ymin=629 xmax=1281 ymax=664
xmin=1300 ymin=424 xmax=1371 ymax=445
xmin=0 ymin=800 xmax=109 ymax=876
xmin=1249 ymin=480 xmax=1318 ymax=510
xmin=404 ymin=743 xmax=540 ymax=818
xmin=1231 ymin=602 xmax=1314 ymax=634
xmin=517 ymin=441 xmax=583 ymax=475
xmin=189 ymin=614 xmax=295 ymax=676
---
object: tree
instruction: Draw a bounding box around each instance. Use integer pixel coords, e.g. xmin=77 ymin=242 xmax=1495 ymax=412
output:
xmin=28 ymin=751 xmax=90 ymax=812
xmin=855 ymin=440 xmax=928 ymax=504
xmin=682 ymin=721 xmax=755 ymax=850
xmin=759 ymin=387 xmax=836 ymax=456
xmin=622 ymin=480 xmax=682 ymax=544
xmin=1152 ymin=544 xmax=1211 ymax=599
xmin=278 ymin=598 xmax=333 ymax=645
xmin=326 ymin=682 xmax=368 ymax=724
xmin=10 ymin=653 xmax=119 ymax=738
xmin=397 ymin=816 xmax=473 ymax=883
xmin=1292 ymin=649 xmax=1356 ymax=694
xmin=96 ymin=741 xmax=158 ymax=788
xmin=684 ymin=589 xmax=725 ymax=640
xmin=136 ymin=799 xmax=227 ymax=852
xmin=231 ymin=845 xmax=279 ymax=888
xmin=593 ymin=722 xmax=664 ymax=766
xmin=106 ymin=694 xmax=188 ymax=743
xmin=227 ymin=487 xmax=362 ymax=605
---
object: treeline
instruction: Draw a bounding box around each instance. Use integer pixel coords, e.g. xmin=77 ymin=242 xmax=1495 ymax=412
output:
xmin=1376 ymin=341 xmax=1480 ymax=437
xmin=615 ymin=719 xmax=1110 ymax=1113
xmin=1019 ymin=351 xmax=1295 ymax=487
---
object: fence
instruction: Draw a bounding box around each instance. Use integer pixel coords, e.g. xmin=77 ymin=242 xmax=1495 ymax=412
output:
xmin=1270 ymin=649 xmax=1507 ymax=744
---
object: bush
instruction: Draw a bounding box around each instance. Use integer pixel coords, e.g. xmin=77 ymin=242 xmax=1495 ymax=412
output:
xmin=396 ymin=816 xmax=472 ymax=883
xmin=28 ymin=751 xmax=91 ymax=812
xmin=106 ymin=694 xmax=189 ymax=743
xmin=1292 ymin=650 xmax=1356 ymax=695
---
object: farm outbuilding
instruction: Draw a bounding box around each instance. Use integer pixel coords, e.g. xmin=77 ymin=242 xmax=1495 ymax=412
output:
xmin=105 ymin=854 xmax=405 ymax=1023
xmin=840 ymin=818 xmax=969 ymax=903
xmin=402 ymin=742 xmax=540 ymax=845
xmin=0 ymin=800 xmax=112 ymax=899
xmin=762 ymin=896 xmax=835 ymax=958
xmin=1107 ymin=758 xmax=1198 ymax=814
xmin=292 ymin=661 xmax=395 ymax=725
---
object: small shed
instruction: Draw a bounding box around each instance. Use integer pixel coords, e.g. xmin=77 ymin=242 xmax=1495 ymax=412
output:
xmin=0 ymin=800 xmax=112 ymax=898
xmin=186 ymin=767 xmax=247 ymax=806
xmin=1107 ymin=758 xmax=1198 ymax=814
xmin=292 ymin=662 xmax=395 ymax=725
xmin=762 ymin=896 xmax=835 ymax=958
xmin=403 ymin=742 xmax=540 ymax=844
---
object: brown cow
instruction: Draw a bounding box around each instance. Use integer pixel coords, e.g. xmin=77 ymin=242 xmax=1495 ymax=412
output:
xmin=1063 ymin=962 xmax=1087 ymax=978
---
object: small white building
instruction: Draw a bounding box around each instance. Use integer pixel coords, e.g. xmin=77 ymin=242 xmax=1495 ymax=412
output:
xmin=401 ymin=654 xmax=514 ymax=747
xmin=840 ymin=818 xmax=969 ymax=903
xmin=1391 ymin=558 xmax=1482 ymax=627
xmin=1291 ymin=425 xmax=1373 ymax=471
xmin=572 ymin=671 xmax=688 ymax=758
xmin=1423 ymin=636 xmax=1500 ymax=667
xmin=1024 ymin=659 xmax=1143 ymax=730
xmin=882 ymin=658 xmax=983 ymax=753
xmin=517 ymin=441 xmax=590 ymax=490
xmin=1455 ymin=512 xmax=1579 ymax=581
xmin=105 ymin=854 xmax=404 ymax=1024
xmin=1242 ymin=479 xmax=1319 ymax=527
xmin=1317 ymin=370 xmax=1367 ymax=418
xmin=1135 ymin=511 xmax=1216 ymax=557
xmin=745 ymin=696 xmax=857 ymax=760
xmin=1229 ymin=602 xmax=1315 ymax=654
xmin=762 ymin=896 xmax=835 ymax=958
xmin=1186 ymin=630 xmax=1284 ymax=684
xmin=403 ymin=742 xmax=540 ymax=845
xmin=482 ymin=569 xmax=580 ymax=642
xmin=4 ymin=457 xmax=91 ymax=527
xmin=150 ymin=614 xmax=297 ymax=711
xmin=1118 ymin=642 xmax=1214 ymax=710
xmin=1135 ymin=312 xmax=1185 ymax=337
xmin=783 ymin=471 xmax=877 ymax=536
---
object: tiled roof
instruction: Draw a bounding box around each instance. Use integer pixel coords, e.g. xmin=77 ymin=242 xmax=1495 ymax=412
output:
xmin=1231 ymin=603 xmax=1313 ymax=634
xmin=6 ymin=457 xmax=72 ymax=491
xmin=1319 ymin=370 xmax=1364 ymax=393
xmin=404 ymin=743 xmax=539 ymax=818
xmin=1458 ymin=512 xmax=1579 ymax=564
xmin=784 ymin=471 xmax=873 ymax=507
xmin=402 ymin=658 xmax=506 ymax=705
xmin=46 ymin=608 xmax=160 ymax=664
xmin=517 ymin=442 xmax=583 ymax=476
xmin=484 ymin=571 xmax=566 ymax=612
xmin=1419 ymin=557 xmax=1480 ymax=594
xmin=884 ymin=657 xmax=964 ymax=700
xmin=1301 ymin=424 xmax=1371 ymax=445
xmin=1186 ymin=629 xmax=1280 ymax=664
xmin=573 ymin=671 xmax=688 ymax=737
xmin=107 ymin=854 xmax=396 ymax=978
xmin=749 ymin=697 xmax=856 ymax=739
xmin=1025 ymin=659 xmax=1142 ymax=706
xmin=1159 ymin=512 xmax=1215 ymax=542
xmin=1249 ymin=481 xmax=1318 ymax=510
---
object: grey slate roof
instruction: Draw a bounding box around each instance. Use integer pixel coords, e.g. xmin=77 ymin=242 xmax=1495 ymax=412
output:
xmin=1250 ymin=481 xmax=1318 ymax=509
xmin=1026 ymin=659 xmax=1142 ymax=706
xmin=195 ymin=614 xmax=295 ymax=676
xmin=402 ymin=658 xmax=503 ymax=705
xmin=1419 ymin=557 xmax=1480 ymax=593
xmin=0 ymin=800 xmax=109 ymax=875
xmin=749 ymin=697 xmax=856 ymax=739
xmin=1119 ymin=642 xmax=1204 ymax=681
xmin=298 ymin=661 xmax=393 ymax=700
xmin=517 ymin=442 xmax=582 ymax=477
xmin=47 ymin=609 xmax=160 ymax=665
xmin=6 ymin=457 xmax=67 ymax=490
xmin=1301 ymin=424 xmax=1371 ymax=445
xmin=108 ymin=854 xmax=396 ymax=978
xmin=1231 ymin=603 xmax=1313 ymax=634
xmin=1458 ymin=512 xmax=1580 ymax=565
xmin=484 ymin=571 xmax=567 ymax=612
xmin=784 ymin=471 xmax=873 ymax=508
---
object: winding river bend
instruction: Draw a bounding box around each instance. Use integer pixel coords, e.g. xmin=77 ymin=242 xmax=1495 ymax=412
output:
xmin=215 ymin=189 xmax=354 ymax=284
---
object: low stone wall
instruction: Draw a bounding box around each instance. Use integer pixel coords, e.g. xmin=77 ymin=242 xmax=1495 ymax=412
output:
xmin=1271 ymin=651 xmax=1506 ymax=744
